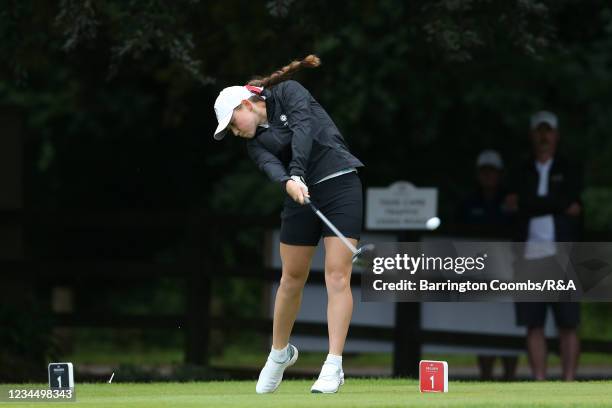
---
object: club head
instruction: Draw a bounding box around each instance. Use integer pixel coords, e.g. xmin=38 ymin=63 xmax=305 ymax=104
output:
xmin=352 ymin=243 xmax=376 ymax=267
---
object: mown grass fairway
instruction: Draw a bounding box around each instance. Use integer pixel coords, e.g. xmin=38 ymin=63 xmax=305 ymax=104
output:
xmin=3 ymin=379 xmax=612 ymax=407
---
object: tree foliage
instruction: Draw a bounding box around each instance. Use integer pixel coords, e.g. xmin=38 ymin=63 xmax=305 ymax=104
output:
xmin=1 ymin=0 xmax=612 ymax=228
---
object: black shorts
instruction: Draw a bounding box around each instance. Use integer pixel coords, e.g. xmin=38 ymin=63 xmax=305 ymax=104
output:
xmin=514 ymin=256 xmax=581 ymax=329
xmin=280 ymin=172 xmax=363 ymax=246
xmin=515 ymin=302 xmax=580 ymax=329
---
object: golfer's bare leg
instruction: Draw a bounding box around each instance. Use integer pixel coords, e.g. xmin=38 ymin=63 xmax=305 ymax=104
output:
xmin=559 ymin=328 xmax=580 ymax=381
xmin=527 ymin=327 xmax=547 ymax=380
xmin=272 ymin=243 xmax=315 ymax=349
xmin=324 ymin=236 xmax=356 ymax=355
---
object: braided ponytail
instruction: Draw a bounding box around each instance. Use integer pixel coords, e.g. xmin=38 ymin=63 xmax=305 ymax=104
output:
xmin=248 ymin=55 xmax=321 ymax=88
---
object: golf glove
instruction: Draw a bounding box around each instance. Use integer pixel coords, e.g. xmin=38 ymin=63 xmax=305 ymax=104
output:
xmin=290 ymin=175 xmax=309 ymax=194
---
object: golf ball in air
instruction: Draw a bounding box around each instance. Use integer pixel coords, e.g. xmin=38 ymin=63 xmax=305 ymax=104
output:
xmin=426 ymin=217 xmax=441 ymax=230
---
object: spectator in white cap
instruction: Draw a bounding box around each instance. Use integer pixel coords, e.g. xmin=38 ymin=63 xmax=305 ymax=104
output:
xmin=455 ymin=149 xmax=518 ymax=380
xmin=457 ymin=149 xmax=518 ymax=380
xmin=457 ymin=149 xmax=513 ymax=227
xmin=506 ymin=109 xmax=583 ymax=381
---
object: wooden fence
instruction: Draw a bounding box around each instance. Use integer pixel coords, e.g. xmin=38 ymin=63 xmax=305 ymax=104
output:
xmin=2 ymin=210 xmax=611 ymax=377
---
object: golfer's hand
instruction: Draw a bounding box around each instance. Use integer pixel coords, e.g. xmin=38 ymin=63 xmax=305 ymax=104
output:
xmin=286 ymin=179 xmax=310 ymax=205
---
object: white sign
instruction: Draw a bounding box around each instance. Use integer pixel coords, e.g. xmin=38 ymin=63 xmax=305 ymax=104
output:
xmin=48 ymin=362 xmax=74 ymax=389
xmin=366 ymin=181 xmax=438 ymax=230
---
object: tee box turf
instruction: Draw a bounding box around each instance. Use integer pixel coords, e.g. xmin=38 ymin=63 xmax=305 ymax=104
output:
xmin=419 ymin=360 xmax=448 ymax=393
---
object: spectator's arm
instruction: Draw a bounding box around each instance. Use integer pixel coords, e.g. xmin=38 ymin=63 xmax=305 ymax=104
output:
xmin=521 ymin=162 xmax=584 ymax=216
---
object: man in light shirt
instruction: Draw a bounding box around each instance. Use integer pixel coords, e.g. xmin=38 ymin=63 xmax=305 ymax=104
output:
xmin=506 ymin=111 xmax=583 ymax=381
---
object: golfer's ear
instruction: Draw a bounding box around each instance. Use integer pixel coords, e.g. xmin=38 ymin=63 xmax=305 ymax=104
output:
xmin=241 ymin=99 xmax=253 ymax=110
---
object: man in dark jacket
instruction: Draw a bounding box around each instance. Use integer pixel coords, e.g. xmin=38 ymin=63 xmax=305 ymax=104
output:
xmin=506 ymin=111 xmax=583 ymax=381
xmin=457 ymin=150 xmax=518 ymax=380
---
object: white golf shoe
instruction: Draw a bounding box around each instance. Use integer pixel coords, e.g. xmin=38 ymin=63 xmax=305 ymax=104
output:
xmin=255 ymin=344 xmax=298 ymax=394
xmin=310 ymin=362 xmax=344 ymax=393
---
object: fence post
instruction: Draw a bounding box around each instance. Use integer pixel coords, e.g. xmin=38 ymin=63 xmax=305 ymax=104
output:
xmin=393 ymin=302 xmax=421 ymax=377
xmin=393 ymin=230 xmax=422 ymax=377
xmin=184 ymin=216 xmax=211 ymax=366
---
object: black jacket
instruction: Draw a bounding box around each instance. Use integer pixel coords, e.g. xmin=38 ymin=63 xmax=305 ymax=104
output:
xmin=456 ymin=188 xmax=513 ymax=226
xmin=246 ymin=80 xmax=364 ymax=186
xmin=509 ymin=155 xmax=583 ymax=241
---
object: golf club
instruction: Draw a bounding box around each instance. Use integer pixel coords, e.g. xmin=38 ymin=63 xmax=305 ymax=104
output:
xmin=303 ymin=197 xmax=375 ymax=264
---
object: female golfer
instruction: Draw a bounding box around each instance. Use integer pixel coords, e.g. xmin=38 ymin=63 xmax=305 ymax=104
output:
xmin=212 ymin=55 xmax=364 ymax=394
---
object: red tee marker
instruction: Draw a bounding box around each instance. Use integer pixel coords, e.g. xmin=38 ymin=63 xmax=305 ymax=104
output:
xmin=419 ymin=360 xmax=448 ymax=393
